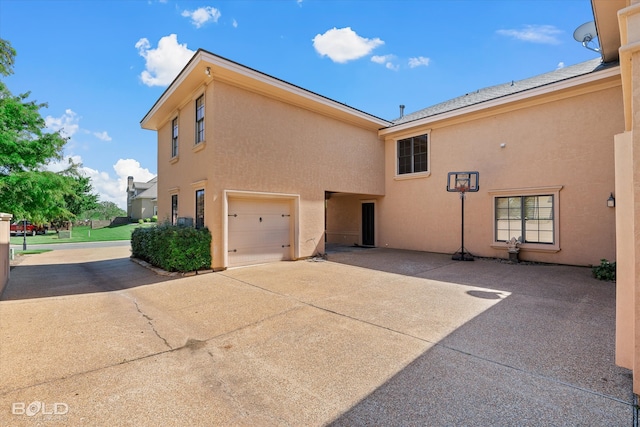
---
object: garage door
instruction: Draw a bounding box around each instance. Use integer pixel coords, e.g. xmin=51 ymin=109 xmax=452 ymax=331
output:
xmin=228 ymin=198 xmax=292 ymax=267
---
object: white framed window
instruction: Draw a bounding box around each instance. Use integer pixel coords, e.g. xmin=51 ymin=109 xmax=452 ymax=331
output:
xmin=396 ymin=133 xmax=429 ymax=177
xmin=490 ymin=186 xmax=562 ymax=252
xmin=195 ymin=95 xmax=205 ymax=145
xmin=171 ymin=117 xmax=179 ymax=158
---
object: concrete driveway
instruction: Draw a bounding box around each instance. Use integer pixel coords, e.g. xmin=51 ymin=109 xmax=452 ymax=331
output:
xmin=0 ymin=245 xmax=633 ymax=425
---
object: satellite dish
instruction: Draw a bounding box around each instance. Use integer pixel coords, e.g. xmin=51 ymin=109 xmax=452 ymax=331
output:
xmin=573 ymin=21 xmax=600 ymax=52
xmin=573 ymin=21 xmax=597 ymax=43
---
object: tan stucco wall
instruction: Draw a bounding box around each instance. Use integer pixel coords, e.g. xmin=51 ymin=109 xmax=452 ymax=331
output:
xmin=0 ymin=213 xmax=12 ymax=296
xmin=379 ymin=84 xmax=623 ymax=266
xmin=326 ymin=194 xmax=376 ymax=246
xmin=156 ymin=80 xmax=384 ymax=269
xmin=615 ymin=131 xmax=634 ymax=370
xmin=614 ymin=1 xmax=640 ymax=392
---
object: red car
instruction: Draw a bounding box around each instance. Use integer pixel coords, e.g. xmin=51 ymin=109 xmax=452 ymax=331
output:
xmin=10 ymin=221 xmax=48 ymax=236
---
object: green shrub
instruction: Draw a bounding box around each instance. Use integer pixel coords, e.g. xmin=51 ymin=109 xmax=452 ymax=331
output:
xmin=151 ymin=215 xmax=158 ymax=223
xmin=131 ymin=223 xmax=212 ymax=273
xmin=592 ymin=259 xmax=616 ymax=281
xmin=138 ymin=219 xmax=144 ymax=224
xmin=144 ymin=217 xmax=151 ymax=223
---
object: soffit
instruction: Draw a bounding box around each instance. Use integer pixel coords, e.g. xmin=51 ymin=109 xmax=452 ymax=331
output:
xmin=592 ymin=0 xmax=628 ymax=62
xmin=141 ymin=49 xmax=390 ymax=131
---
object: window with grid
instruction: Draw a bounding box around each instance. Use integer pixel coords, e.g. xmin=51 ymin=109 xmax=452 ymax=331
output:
xmin=495 ymin=195 xmax=554 ymax=244
xmin=171 ymin=117 xmax=179 ymax=158
xmin=171 ymin=194 xmax=178 ymax=226
xmin=195 ymin=95 xmax=205 ymax=144
xmin=195 ymin=189 xmax=205 ymax=229
xmin=397 ymin=134 xmax=428 ymax=175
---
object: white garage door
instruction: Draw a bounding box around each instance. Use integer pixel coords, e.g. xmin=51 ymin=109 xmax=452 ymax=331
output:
xmin=228 ymin=198 xmax=292 ymax=267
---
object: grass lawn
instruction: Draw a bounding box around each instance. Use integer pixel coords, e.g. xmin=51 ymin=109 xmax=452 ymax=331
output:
xmin=10 ymin=223 xmax=155 ymax=245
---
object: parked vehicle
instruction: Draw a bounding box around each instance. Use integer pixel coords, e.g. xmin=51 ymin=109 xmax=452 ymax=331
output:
xmin=10 ymin=221 xmax=48 ymax=236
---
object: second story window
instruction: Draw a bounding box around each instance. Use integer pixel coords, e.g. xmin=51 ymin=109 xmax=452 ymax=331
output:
xmin=397 ymin=134 xmax=428 ymax=175
xmin=195 ymin=95 xmax=205 ymax=144
xmin=171 ymin=117 xmax=179 ymax=157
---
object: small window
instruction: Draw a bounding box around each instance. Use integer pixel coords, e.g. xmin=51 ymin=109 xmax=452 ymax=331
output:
xmin=171 ymin=117 xmax=179 ymax=158
xmin=397 ymin=134 xmax=428 ymax=175
xmin=495 ymin=195 xmax=554 ymax=244
xmin=171 ymin=194 xmax=178 ymax=226
xmin=195 ymin=189 xmax=205 ymax=229
xmin=195 ymin=95 xmax=205 ymax=144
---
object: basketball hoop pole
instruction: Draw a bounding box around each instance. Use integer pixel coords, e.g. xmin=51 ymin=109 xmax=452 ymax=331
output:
xmin=452 ymin=190 xmax=473 ymax=261
xmin=447 ymin=171 xmax=478 ymax=261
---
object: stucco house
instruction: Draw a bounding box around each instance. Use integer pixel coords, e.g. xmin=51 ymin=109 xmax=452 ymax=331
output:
xmin=126 ymin=176 xmax=158 ymax=221
xmin=141 ymin=0 xmax=640 ymax=394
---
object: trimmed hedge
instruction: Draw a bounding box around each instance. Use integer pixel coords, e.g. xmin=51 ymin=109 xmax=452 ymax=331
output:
xmin=131 ymin=223 xmax=212 ymax=273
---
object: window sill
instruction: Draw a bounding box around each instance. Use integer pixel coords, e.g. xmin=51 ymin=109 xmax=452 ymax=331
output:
xmin=170 ymin=156 xmax=179 ymax=164
xmin=491 ymin=243 xmax=560 ymax=253
xmin=394 ymin=171 xmax=431 ymax=181
xmin=192 ymin=142 xmax=206 ymax=153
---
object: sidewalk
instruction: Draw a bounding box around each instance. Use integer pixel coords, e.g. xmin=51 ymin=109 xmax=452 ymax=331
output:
xmin=0 ymin=246 xmax=632 ymax=425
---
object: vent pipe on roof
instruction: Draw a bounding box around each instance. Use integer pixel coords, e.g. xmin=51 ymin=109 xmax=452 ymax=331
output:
xmin=399 ymin=104 xmax=405 ymax=118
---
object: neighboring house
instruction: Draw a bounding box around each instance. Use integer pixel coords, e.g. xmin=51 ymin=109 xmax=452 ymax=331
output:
xmin=141 ymin=0 xmax=640 ymax=393
xmin=126 ymin=176 xmax=158 ymax=221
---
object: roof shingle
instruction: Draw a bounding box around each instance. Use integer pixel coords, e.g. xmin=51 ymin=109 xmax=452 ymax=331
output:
xmin=390 ymin=58 xmax=615 ymax=126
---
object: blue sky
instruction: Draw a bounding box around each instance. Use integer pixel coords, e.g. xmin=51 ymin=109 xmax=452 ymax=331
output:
xmin=0 ymin=0 xmax=600 ymax=209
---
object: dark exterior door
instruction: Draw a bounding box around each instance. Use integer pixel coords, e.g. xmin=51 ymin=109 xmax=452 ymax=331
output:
xmin=362 ymin=203 xmax=375 ymax=246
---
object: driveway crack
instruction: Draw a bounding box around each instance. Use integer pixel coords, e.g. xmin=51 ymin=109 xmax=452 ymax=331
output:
xmin=132 ymin=299 xmax=172 ymax=350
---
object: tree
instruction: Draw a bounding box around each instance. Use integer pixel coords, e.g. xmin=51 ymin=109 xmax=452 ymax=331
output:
xmin=0 ymin=38 xmax=98 ymax=223
xmin=59 ymin=160 xmax=99 ymax=218
xmin=0 ymin=39 xmax=16 ymax=77
xmin=81 ymin=201 xmax=126 ymax=221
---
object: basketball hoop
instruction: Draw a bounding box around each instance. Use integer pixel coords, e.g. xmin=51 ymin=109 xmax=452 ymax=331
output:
xmin=455 ymin=185 xmax=469 ymax=196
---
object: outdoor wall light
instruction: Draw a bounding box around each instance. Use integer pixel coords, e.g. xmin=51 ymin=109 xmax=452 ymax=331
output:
xmin=607 ymin=193 xmax=615 ymax=208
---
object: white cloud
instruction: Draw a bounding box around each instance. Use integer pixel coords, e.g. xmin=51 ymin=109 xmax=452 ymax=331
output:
xmin=45 ymin=109 xmax=80 ymax=139
xmin=408 ymin=56 xmax=430 ymax=68
xmin=371 ymin=55 xmax=399 ymax=71
xmin=313 ymin=27 xmax=384 ymax=63
xmin=82 ymin=165 xmax=126 ymax=209
xmin=496 ymin=25 xmax=563 ymax=45
xmin=44 ymin=155 xmax=84 ymax=173
xmin=371 ymin=54 xmax=393 ymax=64
xmin=45 ymin=156 xmax=155 ymax=210
xmin=232 ymin=19 xmax=238 ymax=28
xmin=181 ymin=6 xmax=221 ymax=28
xmin=45 ymin=109 xmax=112 ymax=144
xmin=93 ymin=131 xmax=112 ymax=142
xmin=557 ymin=61 xmax=565 ymax=69
xmin=135 ymin=34 xmax=194 ymax=87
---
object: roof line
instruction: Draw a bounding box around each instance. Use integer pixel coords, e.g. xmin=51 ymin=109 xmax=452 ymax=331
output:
xmin=141 ymin=49 xmax=391 ymax=128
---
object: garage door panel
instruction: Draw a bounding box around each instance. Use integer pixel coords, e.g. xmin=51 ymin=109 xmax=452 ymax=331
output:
xmin=228 ymin=214 xmax=290 ymax=233
xmin=228 ymin=230 xmax=290 ymax=250
xmin=228 ymin=198 xmax=292 ymax=267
